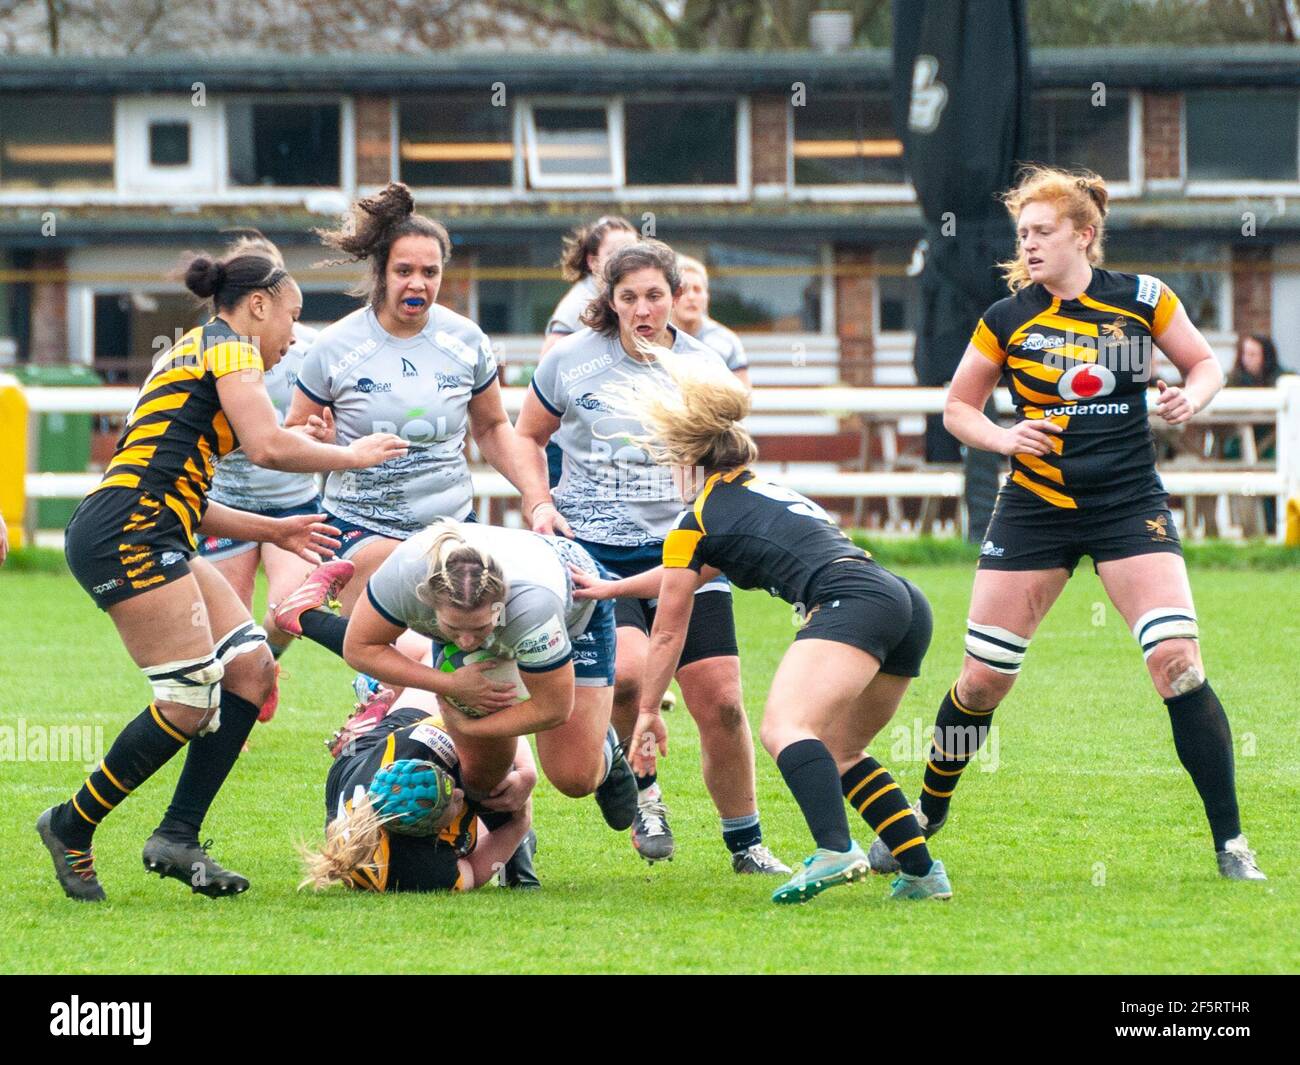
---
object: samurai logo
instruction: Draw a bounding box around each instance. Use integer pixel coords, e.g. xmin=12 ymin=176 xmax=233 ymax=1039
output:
xmin=909 ymin=56 xmax=949 ymax=134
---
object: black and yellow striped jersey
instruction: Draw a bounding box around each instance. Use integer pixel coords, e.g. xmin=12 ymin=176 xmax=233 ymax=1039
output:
xmin=89 ymin=318 xmax=263 ymax=546
xmin=324 ymin=707 xmax=477 ymax=894
xmin=972 ymin=268 xmax=1181 ymax=512
xmin=662 ymin=468 xmax=868 ymax=607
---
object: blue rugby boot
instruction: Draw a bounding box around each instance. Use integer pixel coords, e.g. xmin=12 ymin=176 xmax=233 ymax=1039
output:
xmin=889 ymin=859 xmax=953 ymax=901
xmin=771 ymin=842 xmax=869 ymax=904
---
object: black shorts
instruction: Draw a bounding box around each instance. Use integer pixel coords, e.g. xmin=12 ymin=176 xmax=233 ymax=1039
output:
xmin=977 ymin=496 xmax=1183 ymax=574
xmin=795 ymin=560 xmax=933 ymax=677
xmin=65 ymin=487 xmax=195 ymax=610
xmin=577 ymin=538 xmax=739 ymax=668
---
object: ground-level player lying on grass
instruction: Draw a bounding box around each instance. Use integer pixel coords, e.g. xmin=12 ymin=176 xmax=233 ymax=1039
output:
xmin=572 ymin=347 xmax=952 ymax=905
xmin=302 ymin=521 xmax=639 ymax=853
xmin=302 ymin=680 xmax=535 ymax=893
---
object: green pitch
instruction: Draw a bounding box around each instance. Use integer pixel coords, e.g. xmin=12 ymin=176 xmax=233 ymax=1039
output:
xmin=1 ymin=563 xmax=1296 ymax=974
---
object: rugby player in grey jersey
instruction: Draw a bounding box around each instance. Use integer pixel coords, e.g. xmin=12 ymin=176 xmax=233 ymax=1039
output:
xmin=539 ymin=216 xmax=637 ymax=359
xmin=672 ymin=255 xmax=751 ymax=391
xmin=279 ymin=184 xmax=553 ymax=657
xmin=342 ymin=520 xmax=638 ymax=845
xmin=516 ymin=240 xmax=788 ymax=876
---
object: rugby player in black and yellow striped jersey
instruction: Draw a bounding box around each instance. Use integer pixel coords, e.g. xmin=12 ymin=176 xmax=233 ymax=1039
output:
xmin=895 ymin=166 xmax=1265 ymax=881
xmin=303 ymin=669 xmax=536 ymax=894
xmin=570 ymin=348 xmax=954 ymax=904
xmin=37 ymin=237 xmax=408 ymax=902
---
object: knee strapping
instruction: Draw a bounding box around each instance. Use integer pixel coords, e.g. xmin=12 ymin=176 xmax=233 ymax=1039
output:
xmin=215 ymin=621 xmax=269 ymax=665
xmin=144 ymin=654 xmax=223 ymax=710
xmin=965 ymin=621 xmax=1030 ymax=675
xmin=1132 ymin=606 xmax=1199 ymax=661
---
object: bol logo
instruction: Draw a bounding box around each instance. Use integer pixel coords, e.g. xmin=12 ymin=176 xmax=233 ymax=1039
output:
xmin=1059 ymin=364 xmax=1116 ymax=401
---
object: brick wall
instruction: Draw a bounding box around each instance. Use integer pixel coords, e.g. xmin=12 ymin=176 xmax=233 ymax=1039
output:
xmin=355 ymin=94 xmax=394 ymax=187
xmin=835 ymin=246 xmax=874 ymax=385
xmin=28 ymin=249 xmax=67 ymax=365
xmin=1142 ymin=91 xmax=1182 ymax=183
xmin=751 ymin=95 xmax=789 ymax=186
xmin=1231 ymin=244 xmax=1272 ymax=338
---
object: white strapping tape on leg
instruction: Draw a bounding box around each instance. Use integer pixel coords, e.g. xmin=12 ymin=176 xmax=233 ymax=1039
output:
xmin=1132 ymin=607 xmax=1199 ymax=660
xmin=143 ymin=654 xmax=224 ymax=710
xmin=214 ymin=621 xmax=268 ymax=665
xmin=965 ymin=620 xmax=1030 ymax=675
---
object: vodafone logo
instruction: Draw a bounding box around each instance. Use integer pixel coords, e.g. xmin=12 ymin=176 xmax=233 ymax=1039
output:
xmin=1059 ymin=364 xmax=1116 ymax=401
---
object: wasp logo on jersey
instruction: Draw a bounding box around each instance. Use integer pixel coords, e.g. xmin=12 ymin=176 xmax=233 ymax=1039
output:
xmin=1101 ymin=317 xmax=1127 ymax=341
xmin=1146 ymin=514 xmax=1170 ymax=541
xmin=1058 ymin=363 xmax=1117 ymax=401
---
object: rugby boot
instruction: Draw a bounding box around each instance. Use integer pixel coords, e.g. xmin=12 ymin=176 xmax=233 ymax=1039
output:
xmin=37 ymin=807 xmax=106 ymax=903
xmin=593 ymin=726 xmax=638 ymax=831
xmin=274 ymin=559 xmax=355 ymax=638
xmin=889 ymin=859 xmax=954 ymax=901
xmin=631 ymin=788 xmax=675 ymax=864
xmin=771 ymin=842 xmax=869 ymax=904
xmin=328 ymin=685 xmax=397 ymax=759
xmin=868 ymin=798 xmax=945 ymax=875
xmin=1216 ymin=835 xmax=1266 ymax=881
xmin=142 ymin=833 xmax=249 ymax=897
xmin=500 ymin=830 xmax=541 ymax=889
xmin=731 ymin=842 xmax=791 ymax=875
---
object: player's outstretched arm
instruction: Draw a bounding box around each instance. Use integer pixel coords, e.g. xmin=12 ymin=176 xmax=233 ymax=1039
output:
xmin=218 ymin=371 xmax=408 ymax=473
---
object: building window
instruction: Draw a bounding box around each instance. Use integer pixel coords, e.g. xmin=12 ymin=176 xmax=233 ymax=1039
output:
xmin=0 ymin=95 xmax=114 ymax=189
xmin=400 ymin=96 xmax=513 ymax=187
xmin=1187 ymin=89 xmax=1298 ymax=183
xmin=1108 ymin=238 xmax=1226 ymax=331
xmin=1025 ymin=90 xmax=1132 ymax=184
xmin=227 ymin=102 xmax=341 ymax=187
xmin=793 ymin=93 xmax=904 ymax=185
xmin=149 ymin=122 xmax=190 ymax=167
xmin=624 ymin=100 xmax=737 ymax=185
xmin=701 ymin=243 xmax=824 ymax=332
xmin=524 ymin=102 xmax=621 ymax=188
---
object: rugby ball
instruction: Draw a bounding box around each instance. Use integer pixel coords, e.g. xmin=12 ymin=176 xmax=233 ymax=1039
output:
xmin=435 ymin=645 xmax=530 ymax=718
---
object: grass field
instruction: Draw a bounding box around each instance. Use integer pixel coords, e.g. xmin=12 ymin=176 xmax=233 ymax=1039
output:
xmin=1 ymin=560 xmax=1296 ymax=974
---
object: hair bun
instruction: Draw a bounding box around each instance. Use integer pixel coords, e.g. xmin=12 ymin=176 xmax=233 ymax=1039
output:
xmin=1081 ymin=176 xmax=1109 ymax=216
xmin=360 ymin=182 xmax=415 ymax=225
xmin=184 ymin=255 xmax=226 ymax=298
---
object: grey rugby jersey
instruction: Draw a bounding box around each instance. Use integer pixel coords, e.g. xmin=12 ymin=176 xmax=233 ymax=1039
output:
xmin=296 ymin=305 xmax=498 ymax=539
xmin=546 ymin=276 xmax=599 ymax=336
xmin=366 ymin=524 xmax=595 ymax=673
xmin=691 ymin=317 xmax=748 ymax=373
xmin=209 ymin=323 xmax=320 ymax=512
xmin=530 ymin=325 xmax=728 ymax=546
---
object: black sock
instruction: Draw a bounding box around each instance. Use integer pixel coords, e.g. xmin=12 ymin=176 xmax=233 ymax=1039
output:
xmin=53 ymin=703 xmax=189 ymax=849
xmin=155 ymin=690 xmax=260 ymax=843
xmin=1165 ymin=681 xmax=1241 ymax=850
xmin=920 ymin=684 xmax=996 ymax=826
xmin=478 ymin=810 xmax=512 ymax=832
xmin=299 ymin=609 xmax=348 ymax=658
xmin=721 ymin=813 xmax=762 ymax=854
xmin=636 ymin=771 xmax=657 ymax=791
xmin=841 ymin=756 xmax=932 ymax=876
xmin=775 ymin=738 xmax=852 ymax=853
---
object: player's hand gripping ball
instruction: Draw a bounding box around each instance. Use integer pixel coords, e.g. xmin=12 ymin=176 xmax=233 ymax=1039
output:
xmin=435 ymin=644 xmax=530 ymax=718
xmin=368 ymin=759 xmax=455 ymax=837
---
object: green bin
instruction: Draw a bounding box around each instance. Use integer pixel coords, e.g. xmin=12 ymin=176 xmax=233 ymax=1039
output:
xmin=14 ymin=363 xmax=103 ymax=528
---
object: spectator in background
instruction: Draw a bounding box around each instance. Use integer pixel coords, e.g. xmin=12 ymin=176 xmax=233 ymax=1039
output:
xmin=1223 ymin=334 xmax=1281 ymax=535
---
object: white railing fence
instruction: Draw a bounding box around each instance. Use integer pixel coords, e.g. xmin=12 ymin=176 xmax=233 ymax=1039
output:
xmin=11 ymin=379 xmax=1300 ymax=543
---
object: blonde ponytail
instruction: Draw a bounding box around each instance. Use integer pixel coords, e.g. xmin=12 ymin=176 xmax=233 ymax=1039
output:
xmin=602 ymin=341 xmax=758 ymax=472
xmin=298 ymin=796 xmax=388 ymax=892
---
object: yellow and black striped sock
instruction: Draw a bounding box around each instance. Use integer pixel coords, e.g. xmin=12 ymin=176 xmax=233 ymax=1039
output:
xmin=52 ymin=703 xmax=188 ymax=850
xmin=920 ymin=683 xmax=996 ymax=826
xmin=841 ymin=756 xmax=932 ymax=877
